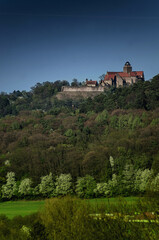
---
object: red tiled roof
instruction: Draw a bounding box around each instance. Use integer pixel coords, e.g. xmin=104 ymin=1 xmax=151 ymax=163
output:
xmin=86 ymin=81 xmax=97 ymax=84
xmin=104 ymin=71 xmax=144 ymax=81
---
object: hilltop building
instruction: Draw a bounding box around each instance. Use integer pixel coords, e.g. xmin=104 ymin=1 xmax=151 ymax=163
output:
xmin=86 ymin=79 xmax=98 ymax=87
xmin=101 ymin=62 xmax=144 ymax=88
xmin=58 ymin=61 xmax=145 ymax=100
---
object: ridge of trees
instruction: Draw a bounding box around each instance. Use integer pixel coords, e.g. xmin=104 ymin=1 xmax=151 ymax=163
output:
xmin=1 ymin=169 xmax=158 ymax=201
xmin=0 ymin=74 xmax=159 ymax=118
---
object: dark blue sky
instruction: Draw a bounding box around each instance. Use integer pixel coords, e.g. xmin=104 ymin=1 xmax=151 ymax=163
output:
xmin=0 ymin=0 xmax=159 ymax=93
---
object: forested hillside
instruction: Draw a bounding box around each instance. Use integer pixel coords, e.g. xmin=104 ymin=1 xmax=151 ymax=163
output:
xmin=0 ymin=75 xmax=159 ymax=200
xmin=1 ymin=74 xmax=159 ymax=117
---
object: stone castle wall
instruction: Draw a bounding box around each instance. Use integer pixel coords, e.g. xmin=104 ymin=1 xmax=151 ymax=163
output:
xmin=56 ymin=86 xmax=105 ymax=100
xmin=62 ymin=86 xmax=105 ymax=92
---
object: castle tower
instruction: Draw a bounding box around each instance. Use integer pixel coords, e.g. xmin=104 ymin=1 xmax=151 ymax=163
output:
xmin=123 ymin=61 xmax=132 ymax=73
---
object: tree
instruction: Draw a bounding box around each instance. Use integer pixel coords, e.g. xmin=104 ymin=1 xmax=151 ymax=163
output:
xmin=82 ymin=148 xmax=111 ymax=182
xmin=0 ymin=95 xmax=12 ymax=117
xmin=39 ymin=173 xmax=55 ymax=197
xmin=40 ymin=197 xmax=95 ymax=240
xmin=64 ymin=129 xmax=76 ymax=145
xmin=150 ymin=173 xmax=159 ymax=193
xmin=132 ymin=116 xmax=142 ymax=130
xmin=18 ymin=178 xmax=32 ymax=197
xmin=152 ymin=152 xmax=159 ymax=175
xmin=134 ymin=169 xmax=152 ymax=193
xmin=1 ymin=172 xmax=17 ymax=199
xmin=75 ymin=175 xmax=96 ymax=198
xmin=110 ymin=115 xmax=118 ymax=129
xmin=94 ymin=182 xmax=110 ymax=197
xmin=109 ymin=156 xmax=115 ymax=172
xmin=108 ymin=174 xmax=118 ymax=196
xmin=95 ymin=110 xmax=108 ymax=125
xmin=71 ymin=79 xmax=79 ymax=87
xmin=55 ymin=173 xmax=72 ymax=196
xmin=121 ymin=164 xmax=135 ymax=196
xmin=94 ymin=173 xmax=118 ymax=197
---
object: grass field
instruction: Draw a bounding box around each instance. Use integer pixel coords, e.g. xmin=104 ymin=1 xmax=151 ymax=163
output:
xmin=0 ymin=197 xmax=139 ymax=219
xmin=0 ymin=200 xmax=45 ymax=218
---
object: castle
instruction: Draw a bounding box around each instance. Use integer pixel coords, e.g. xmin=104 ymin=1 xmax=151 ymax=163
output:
xmin=100 ymin=61 xmax=144 ymax=88
xmin=58 ymin=62 xmax=144 ymax=100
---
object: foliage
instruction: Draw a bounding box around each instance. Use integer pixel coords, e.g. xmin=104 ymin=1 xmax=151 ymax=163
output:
xmin=76 ymin=175 xmax=96 ymax=198
xmin=0 ymin=95 xmax=13 ymax=117
xmin=134 ymin=169 xmax=152 ymax=193
xmin=38 ymin=173 xmax=55 ymax=197
xmin=95 ymin=109 xmax=108 ymax=125
xmin=1 ymin=172 xmax=17 ymax=199
xmin=108 ymin=174 xmax=118 ymax=196
xmin=0 ymin=106 xmax=159 ymax=198
xmin=150 ymin=173 xmax=159 ymax=193
xmin=0 ymin=75 xmax=159 ymax=200
xmin=0 ymin=196 xmax=159 ymax=239
xmin=94 ymin=182 xmax=109 ymax=197
xmin=94 ymin=174 xmax=118 ymax=197
xmin=18 ymin=178 xmax=32 ymax=196
xmin=39 ymin=196 xmax=159 ymax=240
xmin=0 ymin=74 xmax=159 ymax=118
xmin=121 ymin=164 xmax=135 ymax=196
xmin=55 ymin=173 xmax=72 ymax=196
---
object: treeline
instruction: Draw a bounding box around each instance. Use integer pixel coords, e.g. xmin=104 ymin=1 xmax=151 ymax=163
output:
xmin=0 ymin=80 xmax=70 ymax=116
xmin=1 ymin=169 xmax=159 ymax=201
xmin=1 ymin=74 xmax=159 ymax=118
xmin=79 ymin=74 xmax=159 ymax=113
xmin=0 ymin=78 xmax=84 ymax=117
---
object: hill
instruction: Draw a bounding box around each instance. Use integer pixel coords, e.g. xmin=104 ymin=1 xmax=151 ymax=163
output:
xmin=0 ymin=74 xmax=159 ymax=200
xmin=1 ymin=74 xmax=159 ymax=118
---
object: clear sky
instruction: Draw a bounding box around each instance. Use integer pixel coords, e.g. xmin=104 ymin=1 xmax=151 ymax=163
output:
xmin=0 ymin=0 xmax=159 ymax=93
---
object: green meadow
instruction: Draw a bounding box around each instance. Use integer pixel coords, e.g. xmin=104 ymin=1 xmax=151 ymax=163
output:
xmin=0 ymin=197 xmax=139 ymax=219
xmin=0 ymin=200 xmax=45 ymax=218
